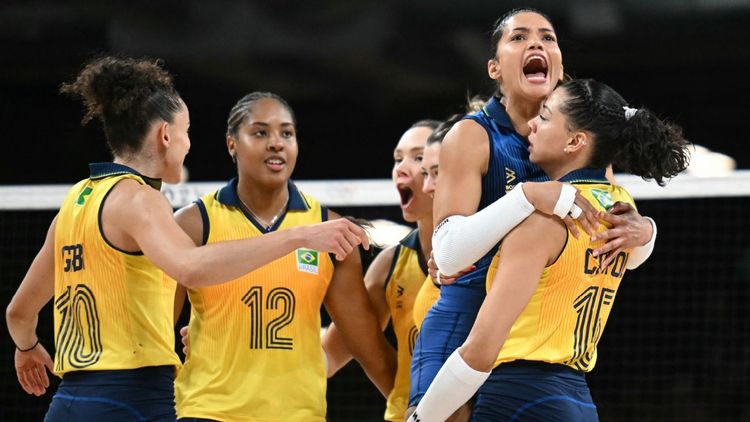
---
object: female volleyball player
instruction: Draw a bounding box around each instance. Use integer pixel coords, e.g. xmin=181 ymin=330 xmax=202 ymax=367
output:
xmin=5 ymin=57 xmax=368 ymax=421
xmin=408 ymin=8 xmax=660 ymax=418
xmin=172 ymin=92 xmax=395 ymax=421
xmin=410 ymin=78 xmax=690 ymax=422
xmin=322 ymin=119 xmax=437 ymax=422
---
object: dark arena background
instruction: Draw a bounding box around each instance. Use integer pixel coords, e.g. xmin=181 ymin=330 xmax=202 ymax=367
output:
xmin=1 ymin=1 xmax=749 ymax=421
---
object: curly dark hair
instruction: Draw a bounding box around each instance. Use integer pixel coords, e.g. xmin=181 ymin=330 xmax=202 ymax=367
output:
xmin=559 ymin=79 xmax=691 ymax=186
xmin=60 ymin=56 xmax=182 ymax=157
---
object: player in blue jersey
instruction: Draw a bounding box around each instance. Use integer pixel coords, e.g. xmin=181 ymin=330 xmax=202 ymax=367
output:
xmin=407 ymin=8 xmax=660 ymax=419
xmin=408 ymin=79 xmax=689 ymax=422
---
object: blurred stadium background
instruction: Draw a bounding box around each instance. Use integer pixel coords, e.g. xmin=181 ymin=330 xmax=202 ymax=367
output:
xmin=1 ymin=1 xmax=749 ymax=420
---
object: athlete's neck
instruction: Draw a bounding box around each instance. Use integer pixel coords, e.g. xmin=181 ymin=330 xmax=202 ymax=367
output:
xmin=502 ymin=96 xmax=543 ymax=138
xmin=236 ymin=178 xmax=289 ymax=222
xmin=113 ymin=157 xmax=161 ymax=179
xmin=416 ymin=215 xmax=433 ymax=261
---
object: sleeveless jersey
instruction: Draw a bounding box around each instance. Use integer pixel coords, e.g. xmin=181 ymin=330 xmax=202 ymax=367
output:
xmin=412 ymin=275 xmax=440 ymax=331
xmin=174 ymin=179 xmax=334 ymax=422
xmin=487 ymin=169 xmax=635 ymax=372
xmin=53 ymin=163 xmax=180 ymax=376
xmin=450 ymin=96 xmax=547 ymax=290
xmin=383 ymin=229 xmax=427 ymax=421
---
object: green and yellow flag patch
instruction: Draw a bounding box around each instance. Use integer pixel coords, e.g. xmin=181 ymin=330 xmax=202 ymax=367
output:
xmin=296 ymin=248 xmax=319 ymax=275
xmin=591 ymin=188 xmax=614 ymax=211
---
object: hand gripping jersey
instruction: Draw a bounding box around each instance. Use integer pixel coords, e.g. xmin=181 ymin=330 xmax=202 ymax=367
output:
xmin=53 ymin=163 xmax=180 ymax=376
xmin=174 ymin=179 xmax=334 ymax=422
xmin=487 ymin=169 xmax=636 ymax=372
xmin=383 ymin=229 xmax=428 ymax=421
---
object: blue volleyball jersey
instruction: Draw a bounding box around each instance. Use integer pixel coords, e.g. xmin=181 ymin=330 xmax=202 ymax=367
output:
xmin=449 ymin=96 xmax=547 ymax=289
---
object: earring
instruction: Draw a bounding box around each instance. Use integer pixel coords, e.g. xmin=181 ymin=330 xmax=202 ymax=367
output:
xmin=563 ymin=147 xmax=569 ymax=153
xmin=231 ymin=154 xmax=237 ymax=164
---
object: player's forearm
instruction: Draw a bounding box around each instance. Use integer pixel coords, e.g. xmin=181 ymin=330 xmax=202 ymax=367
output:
xmin=627 ymin=217 xmax=656 ymax=269
xmin=6 ymin=305 xmax=40 ymax=350
xmin=433 ymin=184 xmax=535 ymax=275
xmin=176 ymin=227 xmax=306 ymax=288
xmin=321 ymin=323 xmax=354 ymax=377
xmin=355 ymin=340 xmax=396 ymax=398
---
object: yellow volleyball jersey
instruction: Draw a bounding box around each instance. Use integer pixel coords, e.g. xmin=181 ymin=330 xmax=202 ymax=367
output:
xmin=383 ymin=229 xmax=427 ymax=421
xmin=487 ymin=169 xmax=636 ymax=372
xmin=412 ymin=275 xmax=440 ymax=331
xmin=52 ymin=163 xmax=180 ymax=376
xmin=174 ymin=179 xmax=334 ymax=422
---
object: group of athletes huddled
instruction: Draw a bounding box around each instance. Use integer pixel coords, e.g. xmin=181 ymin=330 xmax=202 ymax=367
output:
xmin=6 ymin=7 xmax=690 ymax=422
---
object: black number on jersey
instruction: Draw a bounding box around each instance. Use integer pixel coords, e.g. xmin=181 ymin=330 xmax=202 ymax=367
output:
xmin=566 ymin=286 xmax=615 ymax=371
xmin=54 ymin=284 xmax=102 ymax=371
xmin=242 ymin=286 xmax=296 ymax=350
xmin=408 ymin=325 xmax=418 ymax=356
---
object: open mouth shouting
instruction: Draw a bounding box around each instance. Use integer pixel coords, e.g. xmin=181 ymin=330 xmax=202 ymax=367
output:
xmin=523 ymin=54 xmax=548 ymax=84
xmin=397 ymin=184 xmax=414 ymax=209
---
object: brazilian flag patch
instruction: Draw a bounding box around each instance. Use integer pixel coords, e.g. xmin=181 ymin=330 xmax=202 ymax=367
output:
xmin=296 ymin=248 xmax=319 ymax=275
xmin=591 ymin=188 xmax=614 ymax=211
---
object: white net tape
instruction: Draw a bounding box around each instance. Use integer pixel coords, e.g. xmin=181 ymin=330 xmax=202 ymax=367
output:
xmin=1 ymin=171 xmax=749 ymax=211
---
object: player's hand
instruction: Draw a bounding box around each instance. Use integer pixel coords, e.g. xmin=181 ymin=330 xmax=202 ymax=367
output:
xmin=301 ymin=218 xmax=370 ymax=261
xmin=180 ymin=325 xmax=190 ymax=356
xmin=522 ymin=182 xmax=599 ymax=237
xmin=15 ymin=343 xmax=53 ymax=396
xmin=428 ymin=251 xmax=474 ymax=286
xmin=591 ymin=202 xmax=653 ymax=268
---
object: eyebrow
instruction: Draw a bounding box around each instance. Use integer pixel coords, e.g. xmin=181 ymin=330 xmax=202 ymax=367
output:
xmin=248 ymin=121 xmax=294 ymax=127
xmin=543 ymin=105 xmax=552 ymax=113
xmin=510 ymin=27 xmax=555 ymax=34
xmin=394 ymin=146 xmax=425 ymax=154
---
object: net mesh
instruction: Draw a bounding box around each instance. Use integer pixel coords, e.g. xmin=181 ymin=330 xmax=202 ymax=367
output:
xmin=1 ymin=176 xmax=748 ymax=421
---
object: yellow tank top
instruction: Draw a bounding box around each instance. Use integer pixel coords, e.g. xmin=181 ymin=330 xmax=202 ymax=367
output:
xmin=174 ymin=179 xmax=334 ymax=422
xmin=487 ymin=171 xmax=635 ymax=372
xmin=52 ymin=163 xmax=180 ymax=376
xmin=412 ymin=275 xmax=440 ymax=331
xmin=383 ymin=229 xmax=427 ymax=421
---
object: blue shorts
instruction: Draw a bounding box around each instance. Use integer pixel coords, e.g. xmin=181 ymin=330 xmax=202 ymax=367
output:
xmin=45 ymin=365 xmax=176 ymax=422
xmin=408 ymin=283 xmax=485 ymax=407
xmin=472 ymin=361 xmax=598 ymax=422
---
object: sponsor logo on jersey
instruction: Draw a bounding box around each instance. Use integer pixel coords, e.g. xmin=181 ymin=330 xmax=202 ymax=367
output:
xmin=505 ymin=167 xmax=517 ymax=192
xmin=296 ymin=248 xmax=319 ymax=275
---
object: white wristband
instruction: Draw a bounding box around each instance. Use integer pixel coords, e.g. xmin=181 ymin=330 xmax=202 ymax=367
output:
xmin=626 ymin=217 xmax=657 ymax=269
xmin=408 ymin=350 xmax=490 ymax=422
xmin=553 ymin=184 xmax=577 ymax=219
xmin=432 ymin=183 xmax=535 ymax=276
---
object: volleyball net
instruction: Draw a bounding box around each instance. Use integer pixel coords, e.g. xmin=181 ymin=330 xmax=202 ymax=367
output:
xmin=1 ymin=172 xmax=749 ymax=421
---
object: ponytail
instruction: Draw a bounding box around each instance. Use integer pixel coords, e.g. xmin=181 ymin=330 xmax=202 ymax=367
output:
xmin=559 ymin=79 xmax=691 ymax=186
xmin=613 ymin=108 xmax=691 ymax=186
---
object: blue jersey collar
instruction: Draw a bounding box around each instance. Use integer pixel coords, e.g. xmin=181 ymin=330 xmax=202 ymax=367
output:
xmin=88 ymin=162 xmax=162 ymax=190
xmin=215 ymin=178 xmax=309 ymax=211
xmin=558 ymin=168 xmax=609 ymax=184
xmin=482 ymin=97 xmax=515 ymax=131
